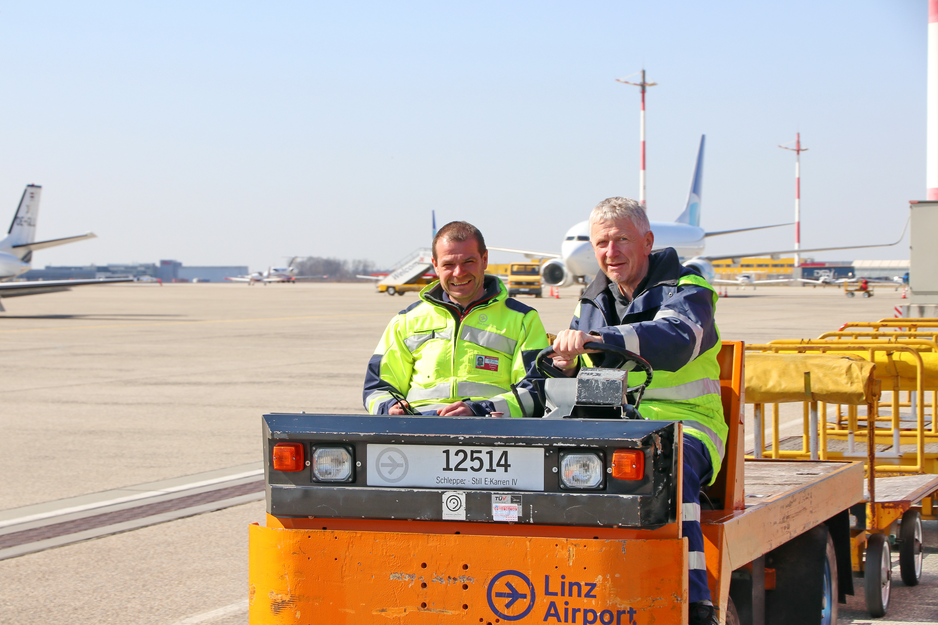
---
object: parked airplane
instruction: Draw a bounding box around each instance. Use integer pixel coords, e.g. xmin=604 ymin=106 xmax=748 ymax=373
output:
xmin=713 ymin=273 xmax=792 ymax=289
xmin=492 ymin=135 xmax=907 ymax=286
xmin=226 ymin=265 xmax=298 ymax=285
xmin=0 ymin=185 xmax=132 ymax=311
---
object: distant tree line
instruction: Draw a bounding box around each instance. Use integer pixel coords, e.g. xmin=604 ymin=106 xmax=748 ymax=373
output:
xmin=292 ymin=257 xmax=381 ymax=281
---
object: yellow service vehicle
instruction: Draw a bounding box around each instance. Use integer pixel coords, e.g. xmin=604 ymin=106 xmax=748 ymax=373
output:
xmin=377 ymin=274 xmax=435 ymax=296
xmin=249 ymin=342 xmax=864 ymax=624
xmin=507 ymin=262 xmax=542 ymax=298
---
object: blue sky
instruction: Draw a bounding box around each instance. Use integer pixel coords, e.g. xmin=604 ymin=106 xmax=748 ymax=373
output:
xmin=0 ymin=1 xmax=926 ymax=271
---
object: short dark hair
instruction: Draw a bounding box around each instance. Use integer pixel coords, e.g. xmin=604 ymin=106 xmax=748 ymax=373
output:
xmin=432 ymin=221 xmax=486 ymax=260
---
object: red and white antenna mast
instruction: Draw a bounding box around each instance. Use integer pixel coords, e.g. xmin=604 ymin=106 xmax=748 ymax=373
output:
xmin=616 ymin=70 xmax=657 ymax=209
xmin=779 ymin=133 xmax=808 ymax=268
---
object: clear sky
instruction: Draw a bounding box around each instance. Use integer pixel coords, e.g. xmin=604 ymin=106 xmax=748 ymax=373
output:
xmin=0 ymin=1 xmax=926 ymax=272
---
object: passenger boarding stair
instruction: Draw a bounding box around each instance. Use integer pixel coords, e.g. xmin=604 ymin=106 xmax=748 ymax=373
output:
xmin=378 ymin=248 xmax=434 ymax=288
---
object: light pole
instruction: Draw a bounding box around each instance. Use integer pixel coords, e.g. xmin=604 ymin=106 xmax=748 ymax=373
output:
xmin=779 ymin=133 xmax=808 ymax=268
xmin=616 ymin=70 xmax=657 ymax=209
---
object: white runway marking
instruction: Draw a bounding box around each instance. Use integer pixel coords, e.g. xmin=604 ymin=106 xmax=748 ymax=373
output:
xmin=170 ymin=600 xmax=249 ymax=624
xmin=0 ymin=469 xmax=263 ymax=530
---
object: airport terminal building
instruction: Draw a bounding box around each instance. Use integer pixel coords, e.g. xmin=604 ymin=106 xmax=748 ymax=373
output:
xmin=21 ymin=261 xmax=248 ymax=283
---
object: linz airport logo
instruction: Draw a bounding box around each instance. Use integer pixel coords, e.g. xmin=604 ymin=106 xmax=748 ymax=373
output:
xmin=486 ymin=570 xmax=637 ymax=624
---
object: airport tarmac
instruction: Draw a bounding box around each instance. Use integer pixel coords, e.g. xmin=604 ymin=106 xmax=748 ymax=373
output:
xmin=0 ymin=281 xmax=932 ymax=624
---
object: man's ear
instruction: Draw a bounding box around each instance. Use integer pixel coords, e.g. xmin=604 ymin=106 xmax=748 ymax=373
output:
xmin=481 ymin=250 xmax=488 ymax=271
xmin=644 ymin=230 xmax=655 ymax=254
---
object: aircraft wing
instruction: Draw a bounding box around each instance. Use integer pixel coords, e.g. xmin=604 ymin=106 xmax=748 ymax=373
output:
xmin=11 ymin=232 xmax=97 ymax=253
xmin=0 ymin=278 xmax=134 ymax=309
xmin=355 ymin=274 xmax=382 ymax=281
xmin=700 ymin=219 xmax=909 ymax=263
xmin=705 ymin=223 xmax=793 ymax=237
xmin=488 ymin=246 xmax=559 ymax=260
xmin=225 ymin=276 xmax=255 ymax=283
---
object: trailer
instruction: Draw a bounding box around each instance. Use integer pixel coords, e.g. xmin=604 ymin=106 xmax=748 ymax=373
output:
xmin=248 ymin=342 xmax=864 ymax=624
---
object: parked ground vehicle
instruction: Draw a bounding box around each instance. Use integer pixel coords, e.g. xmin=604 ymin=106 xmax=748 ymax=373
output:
xmin=378 ymin=274 xmax=435 ymax=296
xmin=506 ymin=262 xmax=542 ymax=298
xmin=249 ymin=342 xmax=864 ymax=624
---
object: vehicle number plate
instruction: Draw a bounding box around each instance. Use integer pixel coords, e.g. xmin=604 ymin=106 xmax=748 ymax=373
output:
xmin=366 ymin=444 xmax=544 ymax=491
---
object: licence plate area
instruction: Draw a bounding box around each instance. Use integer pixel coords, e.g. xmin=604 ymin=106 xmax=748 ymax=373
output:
xmin=366 ymin=444 xmax=544 ymax=491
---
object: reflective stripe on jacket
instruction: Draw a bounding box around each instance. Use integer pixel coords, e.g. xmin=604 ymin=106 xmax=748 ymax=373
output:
xmin=573 ymin=248 xmax=727 ymax=479
xmin=364 ymin=275 xmax=548 ymax=417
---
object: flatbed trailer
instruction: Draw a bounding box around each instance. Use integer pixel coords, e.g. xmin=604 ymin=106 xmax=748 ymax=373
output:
xmin=248 ymin=343 xmax=864 ymax=624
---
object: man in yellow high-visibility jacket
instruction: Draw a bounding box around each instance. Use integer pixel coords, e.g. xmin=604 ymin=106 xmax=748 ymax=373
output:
xmin=364 ymin=221 xmax=548 ymax=418
xmin=551 ymin=197 xmax=726 ymax=625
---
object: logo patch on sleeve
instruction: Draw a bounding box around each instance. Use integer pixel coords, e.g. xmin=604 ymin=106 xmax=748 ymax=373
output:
xmin=474 ymin=355 xmax=499 ymax=372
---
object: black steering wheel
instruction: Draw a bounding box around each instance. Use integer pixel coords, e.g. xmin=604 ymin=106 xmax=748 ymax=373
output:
xmin=535 ymin=341 xmax=654 ymax=406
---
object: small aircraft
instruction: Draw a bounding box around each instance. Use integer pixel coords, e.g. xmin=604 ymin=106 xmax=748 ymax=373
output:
xmin=0 ymin=185 xmax=132 ymax=311
xmin=492 ymin=135 xmax=908 ymax=287
xmin=712 ymin=273 xmax=792 ymax=289
xmin=226 ymin=265 xmax=298 ymax=285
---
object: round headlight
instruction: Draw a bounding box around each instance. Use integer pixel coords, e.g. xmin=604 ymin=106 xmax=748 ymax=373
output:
xmin=560 ymin=452 xmax=603 ymax=489
xmin=312 ymin=447 xmax=353 ymax=481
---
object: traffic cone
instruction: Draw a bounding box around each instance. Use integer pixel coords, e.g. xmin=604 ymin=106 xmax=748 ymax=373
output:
xmin=902 ymin=287 xmax=907 ymax=299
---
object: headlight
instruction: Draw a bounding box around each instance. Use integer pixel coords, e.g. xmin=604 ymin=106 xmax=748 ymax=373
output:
xmin=559 ymin=452 xmax=604 ymax=489
xmin=312 ymin=446 xmax=354 ymax=482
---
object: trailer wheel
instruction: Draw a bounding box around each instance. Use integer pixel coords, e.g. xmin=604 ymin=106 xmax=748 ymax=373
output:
xmin=846 ymin=291 xmax=855 ymax=298
xmin=862 ymin=291 xmax=872 ymax=298
xmin=864 ymin=533 xmax=891 ymax=617
xmin=397 ymin=290 xmax=405 ymax=296
xmin=724 ymin=597 xmax=740 ymax=625
xmin=821 ymin=532 xmax=838 ymax=625
xmin=899 ymin=508 xmax=924 ymax=586
xmin=387 ymin=287 xmax=396 ymax=296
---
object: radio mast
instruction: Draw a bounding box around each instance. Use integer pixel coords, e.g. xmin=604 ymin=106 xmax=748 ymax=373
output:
xmin=779 ymin=133 xmax=808 ymax=268
xmin=616 ymin=70 xmax=657 ymax=209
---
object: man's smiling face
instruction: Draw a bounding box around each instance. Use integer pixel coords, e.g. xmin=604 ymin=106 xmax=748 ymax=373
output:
xmin=432 ymin=237 xmax=488 ymax=307
xmin=590 ymin=217 xmax=654 ymax=298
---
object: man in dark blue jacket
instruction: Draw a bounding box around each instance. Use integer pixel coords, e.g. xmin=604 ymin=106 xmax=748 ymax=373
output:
xmin=551 ymin=197 xmax=726 ymax=625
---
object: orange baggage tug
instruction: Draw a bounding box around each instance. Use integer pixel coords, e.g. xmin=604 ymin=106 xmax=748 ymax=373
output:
xmin=249 ymin=343 xmax=863 ymax=624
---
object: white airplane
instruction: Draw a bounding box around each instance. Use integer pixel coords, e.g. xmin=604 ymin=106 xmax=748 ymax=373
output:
xmin=493 ymin=135 xmax=907 ymax=286
xmin=713 ymin=273 xmax=793 ymax=289
xmin=0 ymin=185 xmax=132 ymax=311
xmin=226 ymin=264 xmax=298 ymax=285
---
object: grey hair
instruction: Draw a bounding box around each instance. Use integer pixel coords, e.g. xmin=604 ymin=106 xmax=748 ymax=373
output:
xmin=588 ymin=197 xmax=650 ymax=236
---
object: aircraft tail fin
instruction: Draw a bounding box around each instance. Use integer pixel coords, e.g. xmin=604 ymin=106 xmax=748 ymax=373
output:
xmin=674 ymin=136 xmax=705 ymax=227
xmin=5 ymin=185 xmax=42 ymax=250
xmin=432 ymin=210 xmax=438 ymax=239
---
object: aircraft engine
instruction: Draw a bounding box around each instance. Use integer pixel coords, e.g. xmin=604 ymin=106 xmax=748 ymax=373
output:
xmin=540 ymin=259 xmax=576 ymax=288
xmin=683 ymin=257 xmax=716 ymax=284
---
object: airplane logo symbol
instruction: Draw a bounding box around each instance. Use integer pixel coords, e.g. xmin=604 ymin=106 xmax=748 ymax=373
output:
xmin=496 ymin=581 xmax=527 ymax=609
xmin=487 ymin=570 xmax=535 ymax=621
xmin=374 ymin=447 xmax=409 ymax=483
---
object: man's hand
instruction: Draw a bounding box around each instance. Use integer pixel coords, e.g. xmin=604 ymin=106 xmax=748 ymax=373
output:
xmin=437 ymin=401 xmax=475 ymax=416
xmin=551 ymin=330 xmax=603 ymax=375
xmin=389 ymin=401 xmax=411 ymax=415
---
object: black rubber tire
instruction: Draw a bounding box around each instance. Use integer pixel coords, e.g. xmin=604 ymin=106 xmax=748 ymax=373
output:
xmin=864 ymin=533 xmax=891 ymax=618
xmin=846 ymin=291 xmax=855 ymax=298
xmin=397 ymin=290 xmax=404 ymax=296
xmin=822 ymin=531 xmax=839 ymax=625
xmin=387 ymin=286 xmax=396 ymax=296
xmin=899 ymin=508 xmax=924 ymax=586
xmin=724 ymin=596 xmax=741 ymax=625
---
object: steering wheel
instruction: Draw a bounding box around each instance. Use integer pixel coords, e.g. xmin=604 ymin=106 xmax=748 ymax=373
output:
xmin=535 ymin=341 xmax=654 ymax=406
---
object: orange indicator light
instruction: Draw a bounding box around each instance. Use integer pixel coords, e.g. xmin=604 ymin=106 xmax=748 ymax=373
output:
xmin=272 ymin=442 xmax=305 ymax=472
xmin=611 ymin=449 xmax=644 ymax=480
